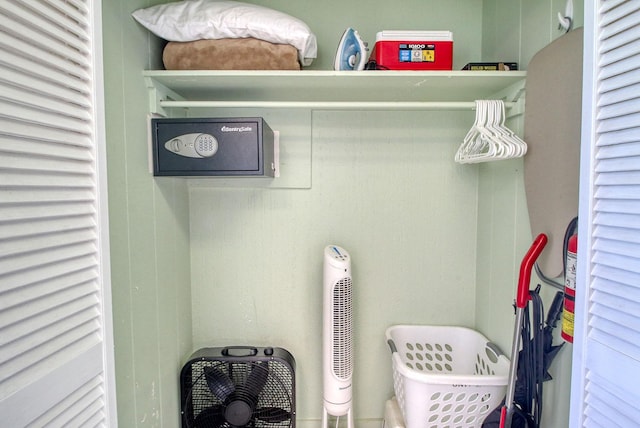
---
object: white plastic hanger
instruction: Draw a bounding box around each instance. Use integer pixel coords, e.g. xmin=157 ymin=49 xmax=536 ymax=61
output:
xmin=454 ymin=100 xmax=527 ymax=164
xmin=455 ymin=100 xmax=490 ymax=163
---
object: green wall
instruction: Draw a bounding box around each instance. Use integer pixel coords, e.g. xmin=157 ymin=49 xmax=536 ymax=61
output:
xmin=482 ymin=0 xmax=584 ymax=70
xmin=103 ymin=1 xmax=192 ymax=427
xmin=245 ymin=0 xmax=483 ymax=70
xmin=478 ymin=1 xmax=584 ymax=427
xmin=190 ymin=109 xmax=479 ymax=424
xmin=103 ymin=0 xmax=584 ymax=426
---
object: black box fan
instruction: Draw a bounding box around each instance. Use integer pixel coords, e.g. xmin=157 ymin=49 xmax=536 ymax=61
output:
xmin=180 ymin=346 xmax=296 ymax=428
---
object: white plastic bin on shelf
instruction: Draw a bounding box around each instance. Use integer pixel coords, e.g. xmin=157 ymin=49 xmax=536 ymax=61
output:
xmin=385 ymin=325 xmax=510 ymax=428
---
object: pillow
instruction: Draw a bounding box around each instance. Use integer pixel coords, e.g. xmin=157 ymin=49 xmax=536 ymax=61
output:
xmin=132 ymin=0 xmax=317 ymax=66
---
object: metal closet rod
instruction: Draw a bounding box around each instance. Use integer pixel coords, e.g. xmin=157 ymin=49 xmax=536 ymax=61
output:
xmin=159 ymin=100 xmax=516 ymax=110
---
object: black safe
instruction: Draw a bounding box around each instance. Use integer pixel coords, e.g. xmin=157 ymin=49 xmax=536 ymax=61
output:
xmin=151 ymin=117 xmax=275 ymax=177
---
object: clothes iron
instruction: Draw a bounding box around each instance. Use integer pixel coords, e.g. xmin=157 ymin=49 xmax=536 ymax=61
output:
xmin=334 ymin=28 xmax=367 ymax=71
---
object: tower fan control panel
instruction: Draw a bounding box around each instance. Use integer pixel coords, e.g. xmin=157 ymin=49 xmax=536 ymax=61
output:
xmin=151 ymin=117 xmax=276 ymax=177
xmin=324 ymin=245 xmax=350 ymax=272
xmin=328 ymin=246 xmax=349 ymax=262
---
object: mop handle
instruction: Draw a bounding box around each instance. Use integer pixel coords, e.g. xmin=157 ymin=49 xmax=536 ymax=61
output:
xmin=516 ymin=233 xmax=548 ymax=308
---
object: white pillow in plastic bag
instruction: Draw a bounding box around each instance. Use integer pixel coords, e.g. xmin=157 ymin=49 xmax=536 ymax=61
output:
xmin=132 ymin=0 xmax=317 ymax=66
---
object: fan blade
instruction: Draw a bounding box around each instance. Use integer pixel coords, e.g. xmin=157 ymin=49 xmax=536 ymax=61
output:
xmin=193 ymin=405 xmax=226 ymax=428
xmin=255 ymin=407 xmax=292 ymax=423
xmin=244 ymin=361 xmax=269 ymax=399
xmin=204 ymin=366 xmax=235 ymax=402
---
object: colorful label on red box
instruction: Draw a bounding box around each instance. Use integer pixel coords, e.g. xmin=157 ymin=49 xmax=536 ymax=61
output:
xmin=371 ymin=40 xmax=453 ymax=70
xmin=399 ymin=44 xmax=436 ymax=63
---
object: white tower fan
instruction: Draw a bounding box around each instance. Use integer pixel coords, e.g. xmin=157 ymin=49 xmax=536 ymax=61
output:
xmin=322 ymin=245 xmax=354 ymax=428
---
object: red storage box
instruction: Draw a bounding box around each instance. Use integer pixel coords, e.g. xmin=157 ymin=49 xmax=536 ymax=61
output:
xmin=369 ymin=30 xmax=453 ymax=70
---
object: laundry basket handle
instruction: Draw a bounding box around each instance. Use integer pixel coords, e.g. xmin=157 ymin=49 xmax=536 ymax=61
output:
xmin=516 ymin=233 xmax=548 ymax=308
xmin=485 ymin=342 xmax=504 ymax=362
xmin=387 ymin=339 xmax=398 ymax=353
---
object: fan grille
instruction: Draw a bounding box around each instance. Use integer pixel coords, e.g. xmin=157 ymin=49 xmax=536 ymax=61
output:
xmin=183 ymin=359 xmax=294 ymax=427
xmin=332 ymin=277 xmax=353 ymax=380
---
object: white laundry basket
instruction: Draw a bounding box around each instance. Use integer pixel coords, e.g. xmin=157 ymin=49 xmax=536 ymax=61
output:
xmin=385 ymin=325 xmax=510 ymax=428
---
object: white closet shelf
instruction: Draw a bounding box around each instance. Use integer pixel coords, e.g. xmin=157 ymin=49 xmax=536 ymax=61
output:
xmin=143 ymin=70 xmax=526 ymax=114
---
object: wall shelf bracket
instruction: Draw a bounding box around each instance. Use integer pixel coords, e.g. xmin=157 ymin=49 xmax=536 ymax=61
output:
xmin=144 ymin=76 xmax=185 ymax=116
xmin=494 ymin=78 xmax=527 ymax=119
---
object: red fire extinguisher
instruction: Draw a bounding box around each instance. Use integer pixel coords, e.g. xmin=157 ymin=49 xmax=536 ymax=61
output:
xmin=561 ymin=233 xmax=578 ymax=342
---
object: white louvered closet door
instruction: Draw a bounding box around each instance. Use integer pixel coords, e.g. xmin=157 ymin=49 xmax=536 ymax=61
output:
xmin=571 ymin=0 xmax=640 ymax=426
xmin=0 ymin=0 xmax=116 ymax=427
